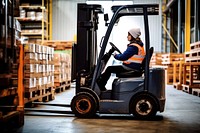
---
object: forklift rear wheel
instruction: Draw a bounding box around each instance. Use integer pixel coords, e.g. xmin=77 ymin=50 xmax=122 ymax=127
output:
xmin=71 ymin=92 xmax=98 ymax=118
xmin=130 ymin=93 xmax=157 ymax=119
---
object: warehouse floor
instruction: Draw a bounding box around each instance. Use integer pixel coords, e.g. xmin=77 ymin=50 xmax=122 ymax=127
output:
xmin=8 ymin=82 xmax=200 ymax=133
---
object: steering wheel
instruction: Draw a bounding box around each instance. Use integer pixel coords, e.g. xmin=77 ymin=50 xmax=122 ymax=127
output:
xmin=109 ymin=42 xmax=122 ymax=54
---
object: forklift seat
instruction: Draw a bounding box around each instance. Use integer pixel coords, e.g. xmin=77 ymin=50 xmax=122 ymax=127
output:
xmin=116 ymin=47 xmax=154 ymax=78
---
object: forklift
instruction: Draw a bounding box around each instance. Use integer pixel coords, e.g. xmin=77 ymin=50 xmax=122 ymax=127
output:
xmin=71 ymin=3 xmax=166 ymax=119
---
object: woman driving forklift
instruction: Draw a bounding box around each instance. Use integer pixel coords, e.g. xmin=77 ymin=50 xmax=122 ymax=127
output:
xmin=97 ymin=28 xmax=145 ymax=91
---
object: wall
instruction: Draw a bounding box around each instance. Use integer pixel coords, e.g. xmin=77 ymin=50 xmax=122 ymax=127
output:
xmin=131 ymin=0 xmax=162 ymax=52
xmin=52 ymin=0 xmax=86 ymax=40
xmin=52 ymin=0 xmax=162 ymax=52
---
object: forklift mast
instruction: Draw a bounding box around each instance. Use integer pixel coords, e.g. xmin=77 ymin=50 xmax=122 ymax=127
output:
xmin=71 ymin=3 xmax=103 ymax=81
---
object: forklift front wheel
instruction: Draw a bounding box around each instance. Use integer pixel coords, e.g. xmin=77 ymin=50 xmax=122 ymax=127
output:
xmin=130 ymin=93 xmax=157 ymax=119
xmin=71 ymin=92 xmax=98 ymax=118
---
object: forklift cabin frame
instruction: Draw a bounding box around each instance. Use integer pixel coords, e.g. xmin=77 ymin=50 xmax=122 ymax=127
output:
xmin=91 ymin=4 xmax=159 ymax=92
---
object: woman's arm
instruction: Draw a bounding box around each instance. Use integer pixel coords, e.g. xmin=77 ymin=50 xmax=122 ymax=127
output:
xmin=114 ymin=46 xmax=138 ymax=61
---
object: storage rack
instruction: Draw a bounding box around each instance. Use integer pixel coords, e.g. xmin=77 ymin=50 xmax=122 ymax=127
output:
xmin=0 ymin=0 xmax=24 ymax=129
xmin=16 ymin=0 xmax=49 ymax=44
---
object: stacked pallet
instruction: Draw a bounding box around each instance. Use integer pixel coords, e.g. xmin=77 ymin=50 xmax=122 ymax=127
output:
xmin=150 ymin=52 xmax=163 ymax=66
xmin=23 ymin=43 xmax=55 ymax=103
xmin=43 ymin=40 xmax=72 ymax=93
xmin=54 ymin=53 xmax=71 ymax=92
xmin=185 ymin=41 xmax=200 ymax=62
xmin=172 ymin=61 xmax=184 ymax=90
xmin=43 ymin=40 xmax=73 ymax=50
xmin=161 ymin=53 xmax=185 ymax=85
xmin=182 ymin=41 xmax=200 ymax=97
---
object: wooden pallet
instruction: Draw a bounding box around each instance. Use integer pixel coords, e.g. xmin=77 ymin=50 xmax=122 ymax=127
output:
xmin=161 ymin=53 xmax=185 ymax=65
xmin=43 ymin=40 xmax=73 ymax=50
xmin=185 ymin=51 xmax=200 ymax=62
xmin=150 ymin=53 xmax=163 ymax=66
xmin=182 ymin=85 xmax=193 ymax=94
xmin=172 ymin=61 xmax=184 ymax=85
xmin=0 ymin=111 xmax=22 ymax=130
xmin=166 ymin=73 xmax=173 ymax=85
xmin=183 ymin=62 xmax=200 ymax=86
xmin=182 ymin=84 xmax=200 ymax=94
xmin=54 ymin=81 xmax=66 ymax=87
xmin=0 ymin=88 xmax=18 ymax=98
xmin=24 ymin=59 xmax=43 ymax=64
xmin=24 ymin=86 xmax=54 ymax=104
xmin=190 ymin=41 xmax=200 ymax=50
xmin=173 ymin=83 xmax=182 ymax=90
xmin=192 ymin=89 xmax=200 ymax=97
xmin=185 ymin=41 xmax=200 ymax=62
xmin=54 ymin=80 xmax=71 ymax=93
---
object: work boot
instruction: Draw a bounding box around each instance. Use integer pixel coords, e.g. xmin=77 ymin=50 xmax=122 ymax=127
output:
xmin=97 ymin=78 xmax=107 ymax=91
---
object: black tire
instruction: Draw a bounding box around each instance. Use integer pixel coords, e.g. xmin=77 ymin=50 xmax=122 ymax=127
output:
xmin=130 ymin=93 xmax=157 ymax=119
xmin=71 ymin=92 xmax=97 ymax=118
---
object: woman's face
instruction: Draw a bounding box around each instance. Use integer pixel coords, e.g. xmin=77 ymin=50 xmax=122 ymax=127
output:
xmin=127 ymin=33 xmax=133 ymax=41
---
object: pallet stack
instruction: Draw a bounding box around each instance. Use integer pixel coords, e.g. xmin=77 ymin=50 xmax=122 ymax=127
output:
xmin=23 ymin=43 xmax=55 ymax=103
xmin=150 ymin=52 xmax=163 ymax=66
xmin=53 ymin=53 xmax=71 ymax=92
xmin=43 ymin=40 xmax=73 ymax=93
xmin=182 ymin=41 xmax=200 ymax=97
xmin=161 ymin=53 xmax=185 ymax=85
xmin=172 ymin=61 xmax=184 ymax=90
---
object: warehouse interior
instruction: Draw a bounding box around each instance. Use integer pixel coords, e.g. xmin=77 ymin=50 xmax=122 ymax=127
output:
xmin=0 ymin=0 xmax=200 ymax=133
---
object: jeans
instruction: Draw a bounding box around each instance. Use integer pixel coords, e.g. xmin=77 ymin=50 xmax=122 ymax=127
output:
xmin=99 ymin=65 xmax=130 ymax=87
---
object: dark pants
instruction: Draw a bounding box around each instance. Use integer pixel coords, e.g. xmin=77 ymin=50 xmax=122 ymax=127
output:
xmin=98 ymin=65 xmax=129 ymax=88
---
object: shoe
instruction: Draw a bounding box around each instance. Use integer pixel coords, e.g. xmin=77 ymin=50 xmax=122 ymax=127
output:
xmin=97 ymin=78 xmax=107 ymax=91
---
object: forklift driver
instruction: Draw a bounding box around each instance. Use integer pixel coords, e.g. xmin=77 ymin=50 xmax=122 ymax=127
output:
xmin=97 ymin=28 xmax=145 ymax=91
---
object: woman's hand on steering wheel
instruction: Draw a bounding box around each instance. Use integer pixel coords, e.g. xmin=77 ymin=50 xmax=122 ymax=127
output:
xmin=109 ymin=42 xmax=122 ymax=54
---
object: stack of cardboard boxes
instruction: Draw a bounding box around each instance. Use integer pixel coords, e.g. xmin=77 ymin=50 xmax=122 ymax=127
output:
xmin=23 ymin=43 xmax=54 ymax=102
xmin=54 ymin=53 xmax=71 ymax=87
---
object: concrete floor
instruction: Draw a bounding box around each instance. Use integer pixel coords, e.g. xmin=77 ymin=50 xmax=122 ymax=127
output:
xmin=9 ymin=83 xmax=200 ymax=133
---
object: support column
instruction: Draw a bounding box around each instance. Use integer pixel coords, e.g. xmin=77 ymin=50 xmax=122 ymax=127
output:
xmin=194 ymin=0 xmax=199 ymax=42
xmin=177 ymin=0 xmax=182 ymax=53
xmin=162 ymin=0 xmax=167 ymax=53
xmin=185 ymin=0 xmax=191 ymax=52
xmin=49 ymin=0 xmax=53 ymax=40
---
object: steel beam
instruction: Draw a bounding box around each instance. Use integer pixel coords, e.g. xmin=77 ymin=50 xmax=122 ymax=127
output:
xmin=185 ymin=0 xmax=191 ymax=52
